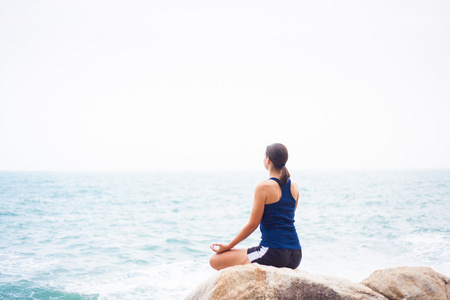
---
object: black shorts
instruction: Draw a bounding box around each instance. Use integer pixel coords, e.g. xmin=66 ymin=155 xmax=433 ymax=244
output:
xmin=247 ymin=245 xmax=302 ymax=269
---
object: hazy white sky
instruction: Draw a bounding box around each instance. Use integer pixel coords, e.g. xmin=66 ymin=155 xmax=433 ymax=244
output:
xmin=1 ymin=0 xmax=449 ymax=171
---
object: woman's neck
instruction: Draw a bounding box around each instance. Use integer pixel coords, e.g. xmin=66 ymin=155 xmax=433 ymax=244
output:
xmin=269 ymin=168 xmax=282 ymax=179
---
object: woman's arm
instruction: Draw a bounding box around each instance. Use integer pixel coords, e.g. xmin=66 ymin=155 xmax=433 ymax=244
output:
xmin=210 ymin=183 xmax=267 ymax=253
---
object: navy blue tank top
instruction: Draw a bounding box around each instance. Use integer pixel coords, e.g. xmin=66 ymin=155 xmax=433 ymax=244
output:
xmin=259 ymin=178 xmax=301 ymax=249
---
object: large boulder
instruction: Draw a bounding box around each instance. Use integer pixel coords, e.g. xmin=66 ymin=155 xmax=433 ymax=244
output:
xmin=361 ymin=266 xmax=450 ymax=300
xmin=186 ymin=264 xmax=387 ymax=300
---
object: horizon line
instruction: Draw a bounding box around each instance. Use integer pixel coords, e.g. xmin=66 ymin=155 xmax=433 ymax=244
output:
xmin=1 ymin=167 xmax=449 ymax=172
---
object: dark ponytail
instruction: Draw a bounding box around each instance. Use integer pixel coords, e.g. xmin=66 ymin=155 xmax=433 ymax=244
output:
xmin=265 ymin=143 xmax=290 ymax=185
xmin=279 ymin=165 xmax=290 ymax=185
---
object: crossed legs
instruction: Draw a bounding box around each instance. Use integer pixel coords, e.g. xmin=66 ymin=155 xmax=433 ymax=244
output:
xmin=209 ymin=248 xmax=251 ymax=271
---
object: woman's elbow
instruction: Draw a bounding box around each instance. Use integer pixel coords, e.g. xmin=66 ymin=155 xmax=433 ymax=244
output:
xmin=247 ymin=222 xmax=259 ymax=232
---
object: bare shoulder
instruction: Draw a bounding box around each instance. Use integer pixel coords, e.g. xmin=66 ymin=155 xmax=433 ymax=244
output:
xmin=290 ymin=179 xmax=299 ymax=200
xmin=255 ymin=179 xmax=278 ymax=194
xmin=290 ymin=179 xmax=298 ymax=188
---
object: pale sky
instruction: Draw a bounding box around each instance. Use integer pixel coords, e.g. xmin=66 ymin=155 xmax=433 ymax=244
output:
xmin=1 ymin=0 xmax=449 ymax=171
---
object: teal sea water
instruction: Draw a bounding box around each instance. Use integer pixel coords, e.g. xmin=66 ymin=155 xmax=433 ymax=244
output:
xmin=1 ymin=170 xmax=449 ymax=299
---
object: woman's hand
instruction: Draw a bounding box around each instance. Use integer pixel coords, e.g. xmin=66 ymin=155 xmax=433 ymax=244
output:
xmin=209 ymin=243 xmax=231 ymax=254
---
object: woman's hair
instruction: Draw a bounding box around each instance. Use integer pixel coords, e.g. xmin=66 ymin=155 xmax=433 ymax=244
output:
xmin=265 ymin=143 xmax=290 ymax=185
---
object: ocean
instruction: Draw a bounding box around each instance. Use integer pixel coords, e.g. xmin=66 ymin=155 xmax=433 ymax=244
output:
xmin=0 ymin=170 xmax=449 ymax=299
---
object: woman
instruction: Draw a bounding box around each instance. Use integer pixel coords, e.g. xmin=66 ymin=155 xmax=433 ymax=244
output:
xmin=209 ymin=143 xmax=302 ymax=270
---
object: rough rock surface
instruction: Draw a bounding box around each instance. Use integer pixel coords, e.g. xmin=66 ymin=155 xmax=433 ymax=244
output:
xmin=186 ymin=264 xmax=387 ymax=300
xmin=361 ymin=266 xmax=450 ymax=300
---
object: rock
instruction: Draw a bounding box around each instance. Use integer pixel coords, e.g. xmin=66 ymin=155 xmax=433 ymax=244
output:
xmin=186 ymin=264 xmax=387 ymax=300
xmin=361 ymin=266 xmax=450 ymax=300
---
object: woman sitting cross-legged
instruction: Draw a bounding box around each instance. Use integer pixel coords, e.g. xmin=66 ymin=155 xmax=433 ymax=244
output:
xmin=209 ymin=143 xmax=302 ymax=270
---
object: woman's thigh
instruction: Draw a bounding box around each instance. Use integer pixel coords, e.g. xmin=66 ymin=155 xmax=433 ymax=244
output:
xmin=209 ymin=249 xmax=250 ymax=270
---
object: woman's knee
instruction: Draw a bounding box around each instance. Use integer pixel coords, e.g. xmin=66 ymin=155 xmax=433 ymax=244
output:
xmin=209 ymin=254 xmax=220 ymax=270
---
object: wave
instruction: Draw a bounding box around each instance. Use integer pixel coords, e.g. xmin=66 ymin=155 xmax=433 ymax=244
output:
xmin=0 ymin=281 xmax=98 ymax=300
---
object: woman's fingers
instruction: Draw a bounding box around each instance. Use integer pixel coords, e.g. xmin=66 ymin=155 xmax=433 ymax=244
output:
xmin=210 ymin=244 xmax=220 ymax=252
xmin=210 ymin=243 xmax=231 ymax=254
xmin=210 ymin=244 xmax=225 ymax=253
